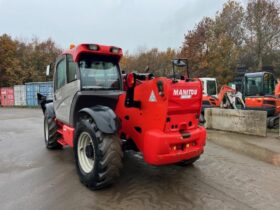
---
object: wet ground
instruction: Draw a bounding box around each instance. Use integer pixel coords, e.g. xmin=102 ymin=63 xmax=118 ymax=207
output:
xmin=1 ymin=108 xmax=280 ymax=210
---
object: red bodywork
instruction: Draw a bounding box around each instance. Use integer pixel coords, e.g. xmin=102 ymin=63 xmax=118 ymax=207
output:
xmin=245 ymin=89 xmax=280 ymax=116
xmin=54 ymin=44 xmax=206 ymax=166
xmin=56 ymin=120 xmax=75 ymax=147
xmin=203 ymin=95 xmax=217 ymax=106
xmin=243 ymin=72 xmax=280 ymax=117
xmin=115 ymin=77 xmax=206 ymax=165
xmin=275 ymin=82 xmax=280 ymax=98
xmin=63 ymin=44 xmax=122 ymax=62
xmin=245 ymin=96 xmax=279 ymax=115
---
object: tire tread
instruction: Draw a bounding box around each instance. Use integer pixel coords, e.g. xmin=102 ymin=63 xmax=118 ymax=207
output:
xmin=74 ymin=120 xmax=123 ymax=190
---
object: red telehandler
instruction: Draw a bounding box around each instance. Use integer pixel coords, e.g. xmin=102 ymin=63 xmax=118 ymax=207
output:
xmin=38 ymin=44 xmax=206 ymax=190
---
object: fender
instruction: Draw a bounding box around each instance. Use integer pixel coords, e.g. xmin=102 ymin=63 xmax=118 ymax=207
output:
xmin=79 ymin=105 xmax=119 ymax=134
xmin=45 ymin=102 xmax=55 ymax=118
xmin=37 ymin=93 xmax=53 ymax=114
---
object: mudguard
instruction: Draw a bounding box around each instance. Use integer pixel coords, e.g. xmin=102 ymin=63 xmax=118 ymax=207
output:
xmin=79 ymin=106 xmax=119 ymax=134
xmin=45 ymin=102 xmax=55 ymax=118
xmin=37 ymin=93 xmax=53 ymax=114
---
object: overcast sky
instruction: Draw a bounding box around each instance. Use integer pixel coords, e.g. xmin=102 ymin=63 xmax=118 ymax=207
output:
xmin=0 ymin=0 xmax=246 ymax=52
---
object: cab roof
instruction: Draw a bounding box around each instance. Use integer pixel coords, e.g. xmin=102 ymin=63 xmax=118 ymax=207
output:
xmin=199 ymin=77 xmax=217 ymax=81
xmin=245 ymin=71 xmax=272 ymax=77
xmin=62 ymin=43 xmax=123 ymax=62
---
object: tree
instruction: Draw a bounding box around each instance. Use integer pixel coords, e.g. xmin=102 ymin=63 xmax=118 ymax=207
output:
xmin=121 ymin=48 xmax=177 ymax=77
xmin=181 ymin=17 xmax=213 ymax=76
xmin=0 ymin=34 xmax=22 ymax=86
xmin=245 ymin=0 xmax=280 ymax=70
xmin=0 ymin=34 xmax=61 ymax=86
xmin=207 ymin=0 xmax=245 ymax=84
xmin=181 ymin=0 xmax=245 ymax=84
xmin=30 ymin=38 xmax=62 ymax=81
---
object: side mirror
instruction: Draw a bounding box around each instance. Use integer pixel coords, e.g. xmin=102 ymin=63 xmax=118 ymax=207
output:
xmin=172 ymin=59 xmax=187 ymax=67
xmin=46 ymin=65 xmax=50 ymax=76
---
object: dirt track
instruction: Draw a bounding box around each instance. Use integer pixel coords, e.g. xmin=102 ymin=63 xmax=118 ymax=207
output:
xmin=1 ymin=108 xmax=280 ymax=210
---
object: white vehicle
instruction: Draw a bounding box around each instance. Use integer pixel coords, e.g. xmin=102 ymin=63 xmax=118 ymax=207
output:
xmin=199 ymin=77 xmax=218 ymax=97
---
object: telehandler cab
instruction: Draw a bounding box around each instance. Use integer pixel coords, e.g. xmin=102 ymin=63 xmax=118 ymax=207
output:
xmin=38 ymin=43 xmax=206 ymax=190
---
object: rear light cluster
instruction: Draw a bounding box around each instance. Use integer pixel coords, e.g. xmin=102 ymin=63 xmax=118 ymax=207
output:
xmin=170 ymin=141 xmax=197 ymax=151
xmin=110 ymin=47 xmax=121 ymax=54
xmin=86 ymin=44 xmax=121 ymax=54
xmin=88 ymin=44 xmax=99 ymax=51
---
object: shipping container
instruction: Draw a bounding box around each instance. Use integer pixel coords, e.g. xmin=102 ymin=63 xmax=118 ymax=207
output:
xmin=14 ymin=85 xmax=27 ymax=106
xmin=25 ymin=83 xmax=40 ymax=106
xmin=25 ymin=82 xmax=53 ymax=106
xmin=0 ymin=87 xmax=14 ymax=107
xmin=39 ymin=82 xmax=53 ymax=100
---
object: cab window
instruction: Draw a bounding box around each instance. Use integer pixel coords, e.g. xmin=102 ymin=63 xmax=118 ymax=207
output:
xmin=78 ymin=54 xmax=121 ymax=90
xmin=263 ymin=73 xmax=275 ymax=95
xmin=66 ymin=54 xmax=77 ymax=83
xmin=55 ymin=58 xmax=66 ymax=90
xmin=207 ymin=80 xmax=217 ymax=95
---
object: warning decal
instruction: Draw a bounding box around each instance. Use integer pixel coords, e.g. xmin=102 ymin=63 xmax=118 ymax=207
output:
xmin=149 ymin=90 xmax=157 ymax=102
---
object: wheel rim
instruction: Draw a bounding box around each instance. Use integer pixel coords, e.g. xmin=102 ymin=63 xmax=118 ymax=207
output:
xmin=44 ymin=118 xmax=49 ymax=143
xmin=77 ymin=132 xmax=95 ymax=173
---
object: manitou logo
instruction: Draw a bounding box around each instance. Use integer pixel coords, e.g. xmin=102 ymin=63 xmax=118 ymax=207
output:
xmin=173 ymin=89 xmax=198 ymax=99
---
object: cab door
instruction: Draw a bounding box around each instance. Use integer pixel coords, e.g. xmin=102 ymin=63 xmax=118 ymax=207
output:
xmin=53 ymin=54 xmax=80 ymax=124
xmin=53 ymin=56 xmax=68 ymax=123
xmin=62 ymin=54 xmax=80 ymax=124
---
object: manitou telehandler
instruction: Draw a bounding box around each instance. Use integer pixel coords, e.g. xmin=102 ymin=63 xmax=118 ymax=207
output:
xmin=38 ymin=43 xmax=206 ymax=190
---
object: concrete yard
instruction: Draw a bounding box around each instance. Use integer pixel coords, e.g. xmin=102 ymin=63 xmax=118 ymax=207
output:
xmin=1 ymin=108 xmax=280 ymax=210
xmin=207 ymin=129 xmax=280 ymax=166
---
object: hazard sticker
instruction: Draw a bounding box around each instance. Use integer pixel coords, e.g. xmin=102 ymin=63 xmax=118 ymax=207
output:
xmin=149 ymin=90 xmax=157 ymax=102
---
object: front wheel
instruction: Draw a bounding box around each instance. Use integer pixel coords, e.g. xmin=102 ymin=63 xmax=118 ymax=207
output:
xmin=44 ymin=112 xmax=63 ymax=149
xmin=74 ymin=119 xmax=123 ymax=190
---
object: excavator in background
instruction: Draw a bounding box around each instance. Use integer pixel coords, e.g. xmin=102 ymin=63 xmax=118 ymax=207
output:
xmin=201 ymin=71 xmax=280 ymax=128
xmin=240 ymin=71 xmax=279 ymax=128
xmin=199 ymin=77 xmax=245 ymax=122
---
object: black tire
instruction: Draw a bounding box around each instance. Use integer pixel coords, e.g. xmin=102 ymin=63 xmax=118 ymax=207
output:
xmin=44 ymin=112 xmax=63 ymax=149
xmin=74 ymin=119 xmax=123 ymax=190
xmin=176 ymin=156 xmax=200 ymax=167
xmin=199 ymin=113 xmax=205 ymax=124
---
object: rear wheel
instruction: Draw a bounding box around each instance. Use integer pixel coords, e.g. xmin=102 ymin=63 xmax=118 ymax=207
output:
xmin=44 ymin=112 xmax=63 ymax=149
xmin=176 ymin=156 xmax=200 ymax=167
xmin=74 ymin=119 xmax=123 ymax=190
